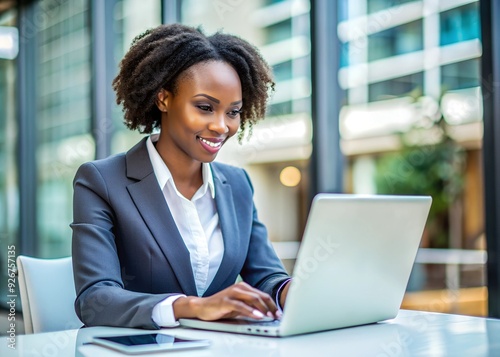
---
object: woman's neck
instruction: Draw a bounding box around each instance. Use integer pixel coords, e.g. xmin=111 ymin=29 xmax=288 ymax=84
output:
xmin=155 ymin=138 xmax=203 ymax=200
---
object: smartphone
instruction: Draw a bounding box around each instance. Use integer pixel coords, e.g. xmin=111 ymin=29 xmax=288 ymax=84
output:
xmin=91 ymin=333 xmax=210 ymax=354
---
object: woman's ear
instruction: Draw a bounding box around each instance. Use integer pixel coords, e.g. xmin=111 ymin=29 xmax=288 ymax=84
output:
xmin=156 ymin=89 xmax=169 ymax=112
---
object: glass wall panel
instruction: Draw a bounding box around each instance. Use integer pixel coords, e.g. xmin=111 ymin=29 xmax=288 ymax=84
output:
xmin=340 ymin=42 xmax=350 ymax=67
xmin=368 ymin=20 xmax=423 ymax=61
xmin=339 ymin=0 xmax=485 ymax=316
xmin=265 ymin=19 xmax=292 ymax=43
xmin=441 ymin=59 xmax=480 ymax=91
xmin=268 ymin=101 xmax=292 ymax=116
xmin=368 ymin=72 xmax=423 ymax=102
xmin=0 ymin=10 xmax=18 ymax=307
xmin=367 ymin=0 xmax=416 ymax=14
xmin=110 ymin=0 xmax=161 ymax=154
xmin=272 ymin=60 xmax=293 ymax=81
xmin=440 ymin=2 xmax=480 ymax=46
xmin=181 ymin=0 xmax=311 ymax=119
xmin=36 ymin=0 xmax=93 ymax=258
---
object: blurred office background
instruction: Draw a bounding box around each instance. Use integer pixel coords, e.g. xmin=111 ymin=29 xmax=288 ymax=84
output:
xmin=1 ymin=0 xmax=500 ymax=322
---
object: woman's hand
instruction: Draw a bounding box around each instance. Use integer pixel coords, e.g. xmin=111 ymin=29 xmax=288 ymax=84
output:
xmin=173 ymin=282 xmax=279 ymax=321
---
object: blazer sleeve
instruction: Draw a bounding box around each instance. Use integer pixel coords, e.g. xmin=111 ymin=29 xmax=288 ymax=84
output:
xmin=71 ymin=162 xmax=173 ymax=329
xmin=238 ymin=169 xmax=291 ymax=301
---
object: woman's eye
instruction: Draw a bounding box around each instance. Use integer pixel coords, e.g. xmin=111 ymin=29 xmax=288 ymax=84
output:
xmin=197 ymin=105 xmax=212 ymax=112
xmin=228 ymin=109 xmax=242 ymax=117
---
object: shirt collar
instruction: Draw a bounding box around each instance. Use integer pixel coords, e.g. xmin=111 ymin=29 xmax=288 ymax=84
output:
xmin=146 ymin=134 xmax=215 ymax=199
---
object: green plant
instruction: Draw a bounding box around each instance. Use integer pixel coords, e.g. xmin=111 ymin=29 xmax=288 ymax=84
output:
xmin=375 ymin=98 xmax=465 ymax=248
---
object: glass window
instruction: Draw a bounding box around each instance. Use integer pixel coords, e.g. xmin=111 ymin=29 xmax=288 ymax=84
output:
xmin=338 ymin=0 xmax=349 ymax=22
xmin=368 ymin=72 xmax=423 ymax=102
xmin=440 ymin=2 xmax=480 ymax=46
xmin=292 ymin=97 xmax=311 ymax=114
xmin=368 ymin=20 xmax=423 ymax=61
xmin=273 ymin=60 xmax=293 ymax=81
xmin=293 ymin=55 xmax=311 ymax=78
xmin=0 ymin=9 xmax=18 ymax=307
xmin=265 ymin=0 xmax=288 ymax=5
xmin=36 ymin=0 xmax=92 ymax=258
xmin=110 ymin=0 xmax=161 ymax=154
xmin=265 ymin=19 xmax=292 ymax=44
xmin=181 ymin=0 xmax=309 ymax=120
xmin=340 ymin=42 xmax=349 ymax=68
xmin=367 ymin=0 xmax=416 ymax=14
xmin=441 ymin=59 xmax=480 ymax=91
xmin=337 ymin=0 xmax=487 ymax=318
xmin=268 ymin=101 xmax=293 ymax=116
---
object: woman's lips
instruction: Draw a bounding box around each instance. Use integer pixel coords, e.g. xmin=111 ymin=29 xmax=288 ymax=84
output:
xmin=198 ymin=136 xmax=224 ymax=154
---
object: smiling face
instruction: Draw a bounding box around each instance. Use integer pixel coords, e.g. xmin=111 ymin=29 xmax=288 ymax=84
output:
xmin=156 ymin=61 xmax=242 ymax=166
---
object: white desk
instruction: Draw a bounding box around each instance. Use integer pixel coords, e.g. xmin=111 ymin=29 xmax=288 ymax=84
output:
xmin=1 ymin=310 xmax=500 ymax=356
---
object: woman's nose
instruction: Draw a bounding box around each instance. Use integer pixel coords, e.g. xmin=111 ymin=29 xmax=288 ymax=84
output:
xmin=208 ymin=113 xmax=229 ymax=134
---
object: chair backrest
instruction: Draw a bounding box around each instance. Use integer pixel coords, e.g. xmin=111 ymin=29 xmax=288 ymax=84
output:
xmin=16 ymin=255 xmax=82 ymax=334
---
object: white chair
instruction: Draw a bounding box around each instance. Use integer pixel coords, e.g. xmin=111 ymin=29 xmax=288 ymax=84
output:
xmin=16 ymin=255 xmax=82 ymax=334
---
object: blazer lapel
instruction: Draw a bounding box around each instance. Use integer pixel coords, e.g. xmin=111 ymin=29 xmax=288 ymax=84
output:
xmin=204 ymin=165 xmax=242 ymax=296
xmin=125 ymin=138 xmax=197 ymax=296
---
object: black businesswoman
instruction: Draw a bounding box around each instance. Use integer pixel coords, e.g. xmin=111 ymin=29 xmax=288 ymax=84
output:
xmin=71 ymin=23 xmax=292 ymax=329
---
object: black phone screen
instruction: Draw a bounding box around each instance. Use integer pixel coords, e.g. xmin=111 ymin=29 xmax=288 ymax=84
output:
xmin=96 ymin=333 xmax=197 ymax=346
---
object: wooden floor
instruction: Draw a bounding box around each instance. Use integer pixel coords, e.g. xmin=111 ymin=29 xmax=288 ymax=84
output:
xmin=402 ymin=287 xmax=488 ymax=316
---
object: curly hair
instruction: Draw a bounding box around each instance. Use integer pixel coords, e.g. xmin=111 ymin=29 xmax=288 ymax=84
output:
xmin=112 ymin=23 xmax=275 ymax=141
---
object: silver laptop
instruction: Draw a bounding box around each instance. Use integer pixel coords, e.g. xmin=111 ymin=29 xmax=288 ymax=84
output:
xmin=180 ymin=194 xmax=432 ymax=337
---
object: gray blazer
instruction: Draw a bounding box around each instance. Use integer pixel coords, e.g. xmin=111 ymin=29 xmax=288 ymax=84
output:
xmin=71 ymin=137 xmax=289 ymax=329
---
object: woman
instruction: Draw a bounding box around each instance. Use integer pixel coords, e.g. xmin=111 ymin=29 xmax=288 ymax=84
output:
xmin=71 ymin=23 xmax=291 ymax=329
